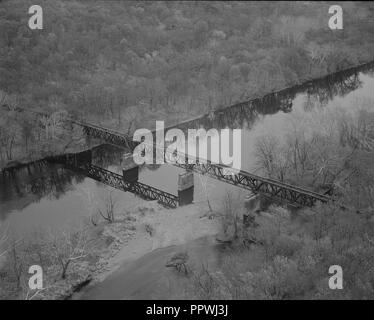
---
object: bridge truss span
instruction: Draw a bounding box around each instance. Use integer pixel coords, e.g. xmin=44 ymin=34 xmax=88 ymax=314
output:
xmin=75 ymin=125 xmax=332 ymax=207
xmin=5 ymin=99 xmax=334 ymax=208
xmin=79 ymin=122 xmax=139 ymax=151
xmin=174 ymin=161 xmax=330 ymax=207
xmin=65 ymin=163 xmax=178 ymax=208
xmin=73 ymin=125 xmax=332 ymax=207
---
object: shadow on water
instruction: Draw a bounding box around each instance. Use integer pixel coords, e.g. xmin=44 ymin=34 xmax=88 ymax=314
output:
xmin=75 ymin=236 xmax=228 ymax=300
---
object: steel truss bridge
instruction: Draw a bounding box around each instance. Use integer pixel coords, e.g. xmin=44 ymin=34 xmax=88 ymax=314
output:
xmin=79 ymin=164 xmax=178 ymax=208
xmin=0 ymin=104 xmax=331 ymax=207
xmin=74 ymin=120 xmax=140 ymax=151
xmin=78 ymin=122 xmax=331 ymax=207
xmin=50 ymin=154 xmax=178 ymax=208
xmin=174 ymin=161 xmax=330 ymax=207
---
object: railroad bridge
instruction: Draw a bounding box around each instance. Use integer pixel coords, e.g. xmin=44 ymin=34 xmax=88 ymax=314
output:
xmin=75 ymin=120 xmax=331 ymax=208
xmin=48 ymin=152 xmax=179 ymax=208
xmin=0 ymin=104 xmax=331 ymax=208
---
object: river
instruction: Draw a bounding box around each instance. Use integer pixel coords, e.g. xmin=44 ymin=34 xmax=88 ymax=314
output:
xmin=73 ymin=235 xmax=226 ymax=300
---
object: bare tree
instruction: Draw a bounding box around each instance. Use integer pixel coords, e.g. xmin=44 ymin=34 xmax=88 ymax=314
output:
xmin=77 ymin=186 xmax=100 ymax=226
xmin=198 ymin=174 xmax=213 ymax=213
xmin=306 ymin=42 xmax=328 ymax=73
xmin=255 ymin=135 xmax=289 ymax=182
xmin=40 ymin=110 xmax=68 ymax=140
xmin=339 ymin=109 xmax=374 ymax=151
xmin=254 ymin=108 xmax=372 ymax=192
xmin=0 ymin=115 xmax=19 ymax=161
xmin=50 ymin=227 xmax=89 ymax=279
xmin=9 ymin=238 xmax=25 ymax=290
xmin=97 ymin=190 xmax=117 ymax=223
xmin=191 ymin=263 xmax=221 ymax=299
xmin=221 ymin=191 xmax=243 ymax=240
xmin=122 ymin=105 xmax=140 ymax=135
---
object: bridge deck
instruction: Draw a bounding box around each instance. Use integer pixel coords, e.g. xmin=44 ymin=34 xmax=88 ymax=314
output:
xmin=79 ymin=122 xmax=330 ymax=207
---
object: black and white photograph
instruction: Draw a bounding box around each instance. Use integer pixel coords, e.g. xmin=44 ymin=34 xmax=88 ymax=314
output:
xmin=0 ymin=0 xmax=374 ymax=307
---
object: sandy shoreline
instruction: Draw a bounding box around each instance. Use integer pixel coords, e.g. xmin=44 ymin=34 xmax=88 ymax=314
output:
xmin=80 ymin=199 xmax=220 ymax=294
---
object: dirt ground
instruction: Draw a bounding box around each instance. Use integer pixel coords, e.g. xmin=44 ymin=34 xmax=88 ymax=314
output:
xmin=90 ymin=199 xmax=221 ymax=284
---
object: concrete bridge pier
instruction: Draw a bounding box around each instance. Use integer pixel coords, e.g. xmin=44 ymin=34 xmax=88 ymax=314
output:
xmin=178 ymin=171 xmax=194 ymax=206
xmin=122 ymin=152 xmax=139 ymax=183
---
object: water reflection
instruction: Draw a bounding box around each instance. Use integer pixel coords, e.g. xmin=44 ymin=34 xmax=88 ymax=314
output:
xmin=0 ymin=163 xmax=84 ymax=220
xmin=168 ymin=60 xmax=374 ymax=132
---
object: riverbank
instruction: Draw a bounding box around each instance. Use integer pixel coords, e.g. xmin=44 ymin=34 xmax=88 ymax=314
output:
xmin=87 ymin=199 xmax=220 ymax=288
xmin=32 ymin=199 xmax=220 ymax=300
xmin=0 ymin=133 xmax=101 ymax=172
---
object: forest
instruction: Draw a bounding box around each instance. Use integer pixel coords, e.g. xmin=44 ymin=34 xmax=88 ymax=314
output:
xmin=1 ymin=1 xmax=374 ymax=168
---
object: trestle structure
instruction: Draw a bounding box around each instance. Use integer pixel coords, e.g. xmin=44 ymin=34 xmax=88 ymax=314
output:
xmin=79 ymin=125 xmax=331 ymax=207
